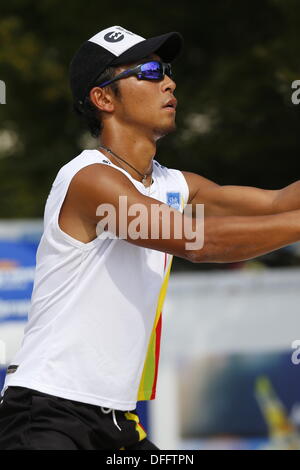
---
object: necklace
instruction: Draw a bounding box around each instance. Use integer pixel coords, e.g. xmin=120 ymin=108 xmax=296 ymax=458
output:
xmin=99 ymin=145 xmax=153 ymax=188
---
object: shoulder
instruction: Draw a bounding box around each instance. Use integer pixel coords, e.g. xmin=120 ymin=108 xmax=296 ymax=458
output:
xmin=70 ymin=161 xmax=135 ymax=197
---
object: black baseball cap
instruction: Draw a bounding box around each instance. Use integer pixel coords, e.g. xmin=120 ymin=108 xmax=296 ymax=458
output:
xmin=69 ymin=26 xmax=183 ymax=111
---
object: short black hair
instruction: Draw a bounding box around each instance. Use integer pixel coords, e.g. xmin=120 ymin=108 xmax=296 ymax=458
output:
xmin=73 ymin=66 xmax=120 ymax=138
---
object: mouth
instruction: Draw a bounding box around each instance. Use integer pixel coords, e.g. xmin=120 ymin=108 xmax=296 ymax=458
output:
xmin=163 ymin=98 xmax=177 ymax=111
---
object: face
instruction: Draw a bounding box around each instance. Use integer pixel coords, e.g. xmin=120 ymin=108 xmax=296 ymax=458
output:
xmin=109 ymin=53 xmax=177 ymax=140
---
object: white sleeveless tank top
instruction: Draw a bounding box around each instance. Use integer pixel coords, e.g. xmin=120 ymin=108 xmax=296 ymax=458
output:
xmin=2 ymin=149 xmax=189 ymax=410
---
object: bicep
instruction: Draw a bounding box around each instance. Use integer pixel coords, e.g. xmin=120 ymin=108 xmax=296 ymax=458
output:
xmin=182 ymin=171 xmax=278 ymax=216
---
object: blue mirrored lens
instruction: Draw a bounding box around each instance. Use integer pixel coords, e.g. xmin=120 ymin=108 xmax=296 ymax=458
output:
xmin=140 ymin=61 xmax=163 ymax=79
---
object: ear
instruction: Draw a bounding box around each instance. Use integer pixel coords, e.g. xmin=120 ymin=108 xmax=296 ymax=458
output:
xmin=89 ymin=87 xmax=115 ymax=113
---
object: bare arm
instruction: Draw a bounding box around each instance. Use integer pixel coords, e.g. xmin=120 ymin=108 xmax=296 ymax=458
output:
xmin=69 ymin=164 xmax=300 ymax=264
xmin=198 ymin=211 xmax=300 ymax=263
xmin=183 ymin=171 xmax=300 ymax=217
xmin=272 ymin=180 xmax=300 ymax=213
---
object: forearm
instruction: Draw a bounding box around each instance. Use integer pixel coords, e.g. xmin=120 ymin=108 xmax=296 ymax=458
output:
xmin=273 ymin=181 xmax=300 ymax=213
xmin=189 ymin=209 xmax=300 ymax=263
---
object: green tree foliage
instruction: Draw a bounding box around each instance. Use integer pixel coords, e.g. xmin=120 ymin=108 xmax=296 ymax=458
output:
xmin=1 ymin=0 xmax=300 ymax=221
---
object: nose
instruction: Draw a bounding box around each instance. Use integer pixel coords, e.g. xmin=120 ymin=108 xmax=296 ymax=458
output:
xmin=161 ymin=74 xmax=176 ymax=93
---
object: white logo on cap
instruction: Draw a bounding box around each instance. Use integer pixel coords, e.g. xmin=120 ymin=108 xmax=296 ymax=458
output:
xmin=104 ymin=31 xmax=124 ymax=43
xmin=88 ymin=26 xmax=145 ymax=57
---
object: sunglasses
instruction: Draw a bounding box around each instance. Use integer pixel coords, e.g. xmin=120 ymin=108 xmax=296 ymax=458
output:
xmin=95 ymin=60 xmax=173 ymax=88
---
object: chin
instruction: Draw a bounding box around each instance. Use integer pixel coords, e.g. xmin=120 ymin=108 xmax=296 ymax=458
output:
xmin=154 ymin=121 xmax=177 ymax=140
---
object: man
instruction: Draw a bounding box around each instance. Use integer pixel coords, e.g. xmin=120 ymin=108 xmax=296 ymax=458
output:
xmin=1 ymin=25 xmax=300 ymax=450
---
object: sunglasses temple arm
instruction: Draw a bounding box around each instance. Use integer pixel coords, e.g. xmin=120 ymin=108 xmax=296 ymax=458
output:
xmin=97 ymin=69 xmax=135 ymax=88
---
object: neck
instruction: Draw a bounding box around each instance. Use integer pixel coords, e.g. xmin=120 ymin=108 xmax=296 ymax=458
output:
xmin=99 ymin=124 xmax=156 ymax=182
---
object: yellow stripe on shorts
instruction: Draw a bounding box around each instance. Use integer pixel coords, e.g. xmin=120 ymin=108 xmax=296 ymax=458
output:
xmin=125 ymin=411 xmax=147 ymax=441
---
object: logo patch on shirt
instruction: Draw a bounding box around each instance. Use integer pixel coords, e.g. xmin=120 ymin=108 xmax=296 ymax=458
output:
xmin=166 ymin=192 xmax=181 ymax=210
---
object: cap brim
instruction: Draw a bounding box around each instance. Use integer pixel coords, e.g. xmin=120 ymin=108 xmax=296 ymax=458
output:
xmin=111 ymin=32 xmax=183 ymax=66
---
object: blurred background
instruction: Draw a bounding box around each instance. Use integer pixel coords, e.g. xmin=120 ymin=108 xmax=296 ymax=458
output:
xmin=1 ymin=0 xmax=300 ymax=450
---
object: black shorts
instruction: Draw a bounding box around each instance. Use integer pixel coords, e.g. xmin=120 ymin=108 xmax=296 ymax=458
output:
xmin=0 ymin=386 xmax=159 ymax=450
